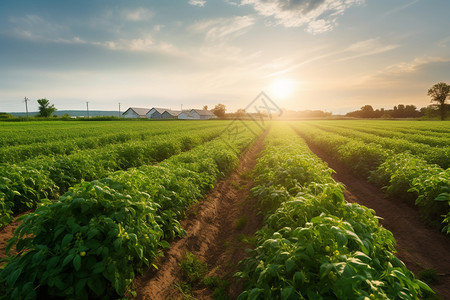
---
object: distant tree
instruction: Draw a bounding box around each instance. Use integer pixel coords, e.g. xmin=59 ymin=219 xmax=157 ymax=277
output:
xmin=360 ymin=105 xmax=375 ymax=118
xmin=0 ymin=112 xmax=14 ymax=119
xmin=236 ymin=108 xmax=246 ymax=117
xmin=212 ymin=103 xmax=226 ymax=118
xmin=37 ymin=98 xmax=56 ymax=117
xmin=428 ymin=82 xmax=450 ymax=120
xmin=203 ymin=105 xmax=208 ymax=110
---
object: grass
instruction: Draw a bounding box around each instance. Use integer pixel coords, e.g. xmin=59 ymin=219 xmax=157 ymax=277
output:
xmin=179 ymin=251 xmax=208 ymax=284
xmin=233 ymin=215 xmax=248 ymax=230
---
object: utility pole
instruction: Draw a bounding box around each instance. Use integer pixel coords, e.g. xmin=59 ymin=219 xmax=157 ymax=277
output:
xmin=118 ymin=102 xmax=121 ymax=118
xmin=86 ymin=101 xmax=89 ymax=119
xmin=24 ymin=97 xmax=29 ymax=120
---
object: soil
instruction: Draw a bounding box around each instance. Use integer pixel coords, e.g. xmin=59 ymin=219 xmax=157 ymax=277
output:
xmin=133 ymin=129 xmax=268 ymax=299
xmin=296 ymin=131 xmax=450 ymax=299
xmin=0 ymin=212 xmax=29 ymax=265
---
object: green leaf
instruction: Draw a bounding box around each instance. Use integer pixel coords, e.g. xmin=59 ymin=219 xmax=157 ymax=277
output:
xmin=281 ymin=287 xmax=296 ymax=300
xmin=62 ymin=254 xmax=75 ymax=267
xmin=160 ymin=240 xmax=170 ymax=248
xmin=73 ymin=254 xmax=82 ymax=271
xmin=285 ymin=258 xmax=296 ymax=273
xmin=61 ymin=233 xmax=73 ymax=248
xmin=7 ymin=267 xmax=22 ymax=287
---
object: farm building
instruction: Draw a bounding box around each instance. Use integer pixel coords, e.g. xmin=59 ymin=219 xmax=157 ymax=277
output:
xmin=146 ymin=107 xmax=169 ymax=119
xmin=178 ymin=109 xmax=216 ymax=120
xmin=122 ymin=107 xmax=150 ymax=118
xmin=161 ymin=110 xmax=182 ymax=119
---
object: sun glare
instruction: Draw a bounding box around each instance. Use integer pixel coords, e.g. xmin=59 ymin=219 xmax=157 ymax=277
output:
xmin=269 ymin=78 xmax=296 ymax=100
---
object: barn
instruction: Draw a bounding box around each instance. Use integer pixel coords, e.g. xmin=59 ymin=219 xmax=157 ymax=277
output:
xmin=122 ymin=107 xmax=150 ymax=118
xmin=178 ymin=109 xmax=216 ymax=120
xmin=161 ymin=110 xmax=182 ymax=119
xmin=146 ymin=108 xmax=169 ymax=119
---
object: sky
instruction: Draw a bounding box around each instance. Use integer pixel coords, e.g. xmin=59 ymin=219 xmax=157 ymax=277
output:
xmin=0 ymin=0 xmax=449 ymax=114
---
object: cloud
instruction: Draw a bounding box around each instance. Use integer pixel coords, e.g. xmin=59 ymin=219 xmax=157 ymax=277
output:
xmin=189 ymin=16 xmax=255 ymax=41
xmin=336 ymin=38 xmax=399 ymax=61
xmin=241 ymin=0 xmax=364 ymax=33
xmin=384 ymin=57 xmax=450 ymax=74
xmin=188 ymin=0 xmax=207 ymax=6
xmin=382 ymin=0 xmax=418 ymax=18
xmin=121 ymin=8 xmax=154 ymax=21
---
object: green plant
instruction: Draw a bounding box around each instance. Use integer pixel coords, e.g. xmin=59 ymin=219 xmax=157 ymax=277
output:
xmin=418 ymin=269 xmax=439 ymax=284
xmin=179 ymin=252 xmax=208 ymax=284
xmin=234 ymin=216 xmax=247 ymax=230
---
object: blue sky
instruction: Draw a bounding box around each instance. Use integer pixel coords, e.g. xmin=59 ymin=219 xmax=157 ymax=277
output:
xmin=1 ymin=0 xmax=449 ymax=114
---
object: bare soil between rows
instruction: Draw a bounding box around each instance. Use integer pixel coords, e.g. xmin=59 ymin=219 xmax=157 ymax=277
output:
xmin=133 ymin=129 xmax=268 ymax=299
xmin=298 ymin=132 xmax=450 ymax=299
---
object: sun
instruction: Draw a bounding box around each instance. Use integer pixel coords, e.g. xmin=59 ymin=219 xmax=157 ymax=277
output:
xmin=268 ymin=78 xmax=296 ymax=100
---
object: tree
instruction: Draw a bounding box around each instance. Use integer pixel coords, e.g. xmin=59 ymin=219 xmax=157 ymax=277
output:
xmin=203 ymin=105 xmax=208 ymax=110
xmin=212 ymin=103 xmax=226 ymax=118
xmin=428 ymin=82 xmax=450 ymax=120
xmin=360 ymin=105 xmax=375 ymax=118
xmin=37 ymin=98 xmax=56 ymax=117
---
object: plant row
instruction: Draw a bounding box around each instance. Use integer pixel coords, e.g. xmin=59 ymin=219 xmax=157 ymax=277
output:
xmin=0 ymin=120 xmax=229 ymax=147
xmin=369 ymin=153 xmax=450 ymax=233
xmin=0 ymin=122 xmax=226 ymax=164
xmin=0 ymin=124 xmax=259 ymax=299
xmin=320 ymin=122 xmax=449 ymax=148
xmin=294 ymin=123 xmax=450 ymax=233
xmin=236 ymin=124 xmax=432 ymax=299
xmin=0 ymin=126 xmax=223 ymax=228
xmin=311 ymin=123 xmax=450 ymax=169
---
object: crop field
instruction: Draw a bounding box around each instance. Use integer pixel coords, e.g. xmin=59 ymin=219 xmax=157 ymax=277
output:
xmin=0 ymin=120 xmax=448 ymax=299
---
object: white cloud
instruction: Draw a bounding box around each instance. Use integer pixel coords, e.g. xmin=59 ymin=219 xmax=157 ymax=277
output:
xmin=189 ymin=16 xmax=255 ymax=41
xmin=337 ymin=38 xmax=399 ymax=61
xmin=241 ymin=0 xmax=363 ymax=33
xmin=385 ymin=57 xmax=450 ymax=74
xmin=188 ymin=0 xmax=207 ymax=7
xmin=122 ymin=8 xmax=154 ymax=21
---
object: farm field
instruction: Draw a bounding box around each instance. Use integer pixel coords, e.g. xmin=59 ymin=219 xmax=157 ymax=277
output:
xmin=0 ymin=120 xmax=449 ymax=299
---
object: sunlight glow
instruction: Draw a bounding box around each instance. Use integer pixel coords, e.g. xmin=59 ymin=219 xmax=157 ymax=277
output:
xmin=269 ymin=78 xmax=296 ymax=100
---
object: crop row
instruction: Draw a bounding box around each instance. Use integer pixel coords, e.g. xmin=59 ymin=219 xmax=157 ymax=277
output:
xmin=317 ymin=122 xmax=450 ymax=148
xmin=309 ymin=123 xmax=450 ymax=168
xmin=293 ymin=123 xmax=450 ymax=233
xmin=236 ymin=124 xmax=432 ymax=299
xmin=0 ymin=121 xmax=231 ymax=147
xmin=0 ymin=122 xmax=227 ymax=164
xmin=0 ymin=124 xmax=260 ymax=299
xmin=0 ymin=126 xmax=224 ymax=228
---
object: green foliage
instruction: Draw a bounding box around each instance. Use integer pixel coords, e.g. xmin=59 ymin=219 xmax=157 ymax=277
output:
xmin=37 ymin=99 xmax=56 ymax=117
xmin=418 ymin=269 xmax=439 ymax=285
xmin=296 ymin=121 xmax=450 ymax=232
xmin=179 ymin=252 xmax=208 ymax=284
xmin=0 ymin=124 xmax=229 ymax=227
xmin=0 ymin=122 xmax=259 ymax=298
xmin=370 ymin=153 xmax=449 ymax=230
xmin=236 ymin=124 xmax=433 ymax=299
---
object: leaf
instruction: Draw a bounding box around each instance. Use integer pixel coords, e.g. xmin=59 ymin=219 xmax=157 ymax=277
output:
xmin=160 ymin=240 xmax=170 ymax=248
xmin=285 ymin=258 xmax=296 ymax=273
xmin=62 ymin=254 xmax=75 ymax=267
xmin=281 ymin=287 xmax=295 ymax=300
xmin=7 ymin=267 xmax=22 ymax=287
xmin=61 ymin=233 xmax=73 ymax=248
xmin=73 ymin=254 xmax=82 ymax=271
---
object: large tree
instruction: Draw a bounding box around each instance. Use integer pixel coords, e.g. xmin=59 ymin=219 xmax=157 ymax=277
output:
xmin=37 ymin=98 xmax=56 ymax=117
xmin=212 ymin=103 xmax=226 ymax=118
xmin=428 ymin=82 xmax=450 ymax=120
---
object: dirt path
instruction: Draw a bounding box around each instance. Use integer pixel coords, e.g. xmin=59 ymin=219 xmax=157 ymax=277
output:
xmin=134 ymin=130 xmax=268 ymax=299
xmin=296 ymin=132 xmax=450 ymax=299
xmin=0 ymin=212 xmax=30 ymax=264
